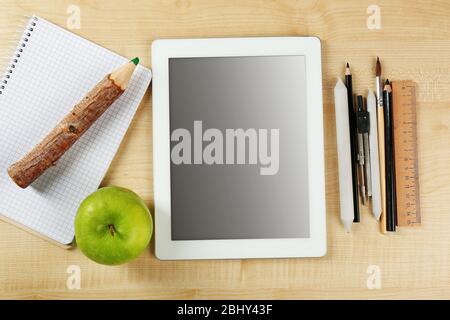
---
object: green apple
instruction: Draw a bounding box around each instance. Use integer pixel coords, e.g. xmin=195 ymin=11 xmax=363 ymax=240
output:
xmin=75 ymin=186 xmax=153 ymax=265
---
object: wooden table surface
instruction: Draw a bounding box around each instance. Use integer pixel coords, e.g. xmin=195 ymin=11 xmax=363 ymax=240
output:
xmin=1 ymin=0 xmax=450 ymax=300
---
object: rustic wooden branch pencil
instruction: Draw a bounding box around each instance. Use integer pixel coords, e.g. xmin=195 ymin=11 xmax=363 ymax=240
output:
xmin=7 ymin=57 xmax=139 ymax=189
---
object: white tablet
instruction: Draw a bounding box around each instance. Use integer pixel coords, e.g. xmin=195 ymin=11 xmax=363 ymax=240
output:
xmin=152 ymin=37 xmax=326 ymax=260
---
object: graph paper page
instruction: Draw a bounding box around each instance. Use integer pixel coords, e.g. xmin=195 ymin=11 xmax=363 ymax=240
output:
xmin=0 ymin=16 xmax=152 ymax=245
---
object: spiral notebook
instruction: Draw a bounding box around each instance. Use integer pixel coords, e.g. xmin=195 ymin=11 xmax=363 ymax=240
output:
xmin=0 ymin=16 xmax=152 ymax=246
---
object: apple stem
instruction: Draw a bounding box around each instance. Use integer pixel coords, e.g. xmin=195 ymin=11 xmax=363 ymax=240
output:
xmin=108 ymin=224 xmax=116 ymax=237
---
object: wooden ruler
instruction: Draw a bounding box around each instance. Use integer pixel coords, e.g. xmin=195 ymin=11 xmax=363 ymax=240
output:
xmin=392 ymin=81 xmax=421 ymax=226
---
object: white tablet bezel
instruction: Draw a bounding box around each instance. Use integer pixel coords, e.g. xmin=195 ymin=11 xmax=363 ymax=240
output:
xmin=152 ymin=37 xmax=326 ymax=260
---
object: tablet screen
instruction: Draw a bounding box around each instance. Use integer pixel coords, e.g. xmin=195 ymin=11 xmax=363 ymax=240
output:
xmin=169 ymin=55 xmax=309 ymax=240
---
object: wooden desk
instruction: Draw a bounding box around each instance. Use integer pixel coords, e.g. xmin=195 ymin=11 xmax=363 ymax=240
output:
xmin=1 ymin=0 xmax=449 ymax=299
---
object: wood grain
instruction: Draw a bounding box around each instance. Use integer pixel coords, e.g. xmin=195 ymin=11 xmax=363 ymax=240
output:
xmin=1 ymin=0 xmax=450 ymax=299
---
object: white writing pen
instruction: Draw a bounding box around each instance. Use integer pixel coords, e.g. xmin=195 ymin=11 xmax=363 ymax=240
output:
xmin=334 ymin=78 xmax=354 ymax=232
xmin=367 ymin=90 xmax=382 ymax=220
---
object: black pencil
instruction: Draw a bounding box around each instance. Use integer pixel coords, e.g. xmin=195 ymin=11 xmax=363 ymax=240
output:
xmin=345 ymin=63 xmax=360 ymax=223
xmin=383 ymin=80 xmax=396 ymax=232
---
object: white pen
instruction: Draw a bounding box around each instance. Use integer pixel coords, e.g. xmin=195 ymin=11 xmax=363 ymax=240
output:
xmin=367 ymin=90 xmax=382 ymax=220
xmin=334 ymin=78 xmax=354 ymax=232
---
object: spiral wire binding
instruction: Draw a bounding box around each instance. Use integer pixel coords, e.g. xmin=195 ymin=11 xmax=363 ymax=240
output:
xmin=0 ymin=16 xmax=38 ymax=96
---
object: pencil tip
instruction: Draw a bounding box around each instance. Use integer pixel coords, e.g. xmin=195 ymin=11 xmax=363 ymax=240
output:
xmin=335 ymin=77 xmax=343 ymax=88
xmin=384 ymin=79 xmax=392 ymax=92
xmin=345 ymin=62 xmax=351 ymax=75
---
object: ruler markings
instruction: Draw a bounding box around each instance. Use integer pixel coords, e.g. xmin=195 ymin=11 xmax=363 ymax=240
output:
xmin=392 ymin=80 xmax=421 ymax=226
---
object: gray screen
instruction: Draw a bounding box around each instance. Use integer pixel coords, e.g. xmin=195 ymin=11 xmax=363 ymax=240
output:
xmin=169 ymin=56 xmax=309 ymax=240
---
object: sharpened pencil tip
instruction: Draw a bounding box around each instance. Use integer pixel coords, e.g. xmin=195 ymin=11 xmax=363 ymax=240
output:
xmin=384 ymin=79 xmax=392 ymax=92
xmin=343 ymin=220 xmax=352 ymax=232
xmin=345 ymin=62 xmax=351 ymax=75
xmin=131 ymin=57 xmax=139 ymax=66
